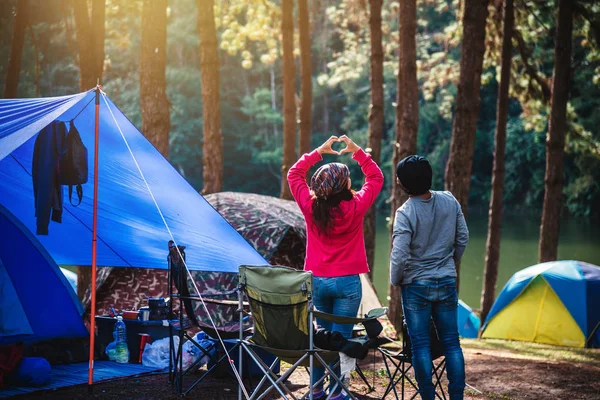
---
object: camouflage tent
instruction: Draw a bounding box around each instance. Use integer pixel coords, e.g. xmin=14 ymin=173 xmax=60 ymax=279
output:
xmin=205 ymin=192 xmax=307 ymax=270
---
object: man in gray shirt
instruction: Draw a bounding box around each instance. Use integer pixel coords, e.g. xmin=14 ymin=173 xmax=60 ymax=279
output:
xmin=390 ymin=155 xmax=468 ymax=400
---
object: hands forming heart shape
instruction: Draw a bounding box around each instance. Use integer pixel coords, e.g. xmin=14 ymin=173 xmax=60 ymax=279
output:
xmin=317 ymin=135 xmax=360 ymax=156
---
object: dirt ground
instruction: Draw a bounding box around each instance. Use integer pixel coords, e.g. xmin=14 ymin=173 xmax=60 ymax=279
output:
xmin=12 ymin=341 xmax=600 ymax=400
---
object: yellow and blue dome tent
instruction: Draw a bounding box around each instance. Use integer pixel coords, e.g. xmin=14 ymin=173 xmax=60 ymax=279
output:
xmin=481 ymin=261 xmax=600 ymax=348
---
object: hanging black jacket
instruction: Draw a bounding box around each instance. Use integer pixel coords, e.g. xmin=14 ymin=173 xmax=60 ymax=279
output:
xmin=32 ymin=121 xmax=67 ymax=235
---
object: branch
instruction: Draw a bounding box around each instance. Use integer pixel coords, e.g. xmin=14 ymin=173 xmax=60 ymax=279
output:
xmin=573 ymin=2 xmax=600 ymax=48
xmin=513 ymin=28 xmax=552 ymax=102
xmin=519 ymin=0 xmax=552 ymax=34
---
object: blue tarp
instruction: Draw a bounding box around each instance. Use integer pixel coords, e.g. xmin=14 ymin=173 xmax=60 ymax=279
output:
xmin=0 ymin=204 xmax=88 ymax=345
xmin=0 ymin=90 xmax=266 ymax=271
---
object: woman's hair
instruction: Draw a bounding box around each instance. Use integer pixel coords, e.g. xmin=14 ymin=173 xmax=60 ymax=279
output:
xmin=312 ymin=188 xmax=354 ymax=234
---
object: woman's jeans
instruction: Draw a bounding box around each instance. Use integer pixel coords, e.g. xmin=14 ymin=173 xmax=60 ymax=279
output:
xmin=312 ymin=275 xmax=362 ymax=394
xmin=401 ymin=278 xmax=465 ymax=400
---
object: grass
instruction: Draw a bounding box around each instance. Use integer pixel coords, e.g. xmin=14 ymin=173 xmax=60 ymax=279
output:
xmin=462 ymin=338 xmax=600 ymax=367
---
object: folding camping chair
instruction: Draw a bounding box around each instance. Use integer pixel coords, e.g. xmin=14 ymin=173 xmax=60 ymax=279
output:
xmin=167 ymin=242 xmax=252 ymax=396
xmin=237 ymin=265 xmax=387 ymax=400
xmin=378 ymin=320 xmax=447 ymax=400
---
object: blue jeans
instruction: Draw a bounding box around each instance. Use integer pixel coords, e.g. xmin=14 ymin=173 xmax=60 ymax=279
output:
xmin=312 ymin=274 xmax=362 ymax=395
xmin=401 ymin=278 xmax=465 ymax=400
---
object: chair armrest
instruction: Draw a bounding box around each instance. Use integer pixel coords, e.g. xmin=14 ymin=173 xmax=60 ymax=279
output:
xmin=313 ymin=307 xmax=388 ymax=325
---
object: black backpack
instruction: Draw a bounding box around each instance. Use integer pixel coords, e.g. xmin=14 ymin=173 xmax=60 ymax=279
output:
xmin=59 ymin=121 xmax=88 ymax=206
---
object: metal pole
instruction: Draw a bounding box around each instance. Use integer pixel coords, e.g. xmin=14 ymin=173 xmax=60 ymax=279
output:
xmin=87 ymin=85 xmax=101 ymax=391
xmin=238 ymin=283 xmax=244 ymax=400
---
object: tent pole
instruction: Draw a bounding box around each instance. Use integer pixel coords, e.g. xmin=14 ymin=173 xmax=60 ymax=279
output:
xmin=88 ymin=85 xmax=101 ymax=392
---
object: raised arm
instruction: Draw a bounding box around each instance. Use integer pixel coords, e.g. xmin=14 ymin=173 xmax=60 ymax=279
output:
xmin=338 ymin=135 xmax=384 ymax=213
xmin=287 ymin=136 xmax=339 ymax=214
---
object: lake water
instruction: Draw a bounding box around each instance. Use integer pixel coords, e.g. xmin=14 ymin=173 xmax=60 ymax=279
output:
xmin=371 ymin=211 xmax=600 ymax=310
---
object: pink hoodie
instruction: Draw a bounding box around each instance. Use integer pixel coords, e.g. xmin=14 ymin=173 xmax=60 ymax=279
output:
xmin=287 ymin=149 xmax=384 ymax=277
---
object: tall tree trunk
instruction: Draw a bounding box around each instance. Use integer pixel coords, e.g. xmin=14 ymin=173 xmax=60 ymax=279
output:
xmin=91 ymin=0 xmax=105 ymax=84
xmin=28 ymin=24 xmax=40 ymax=97
xmin=198 ymin=0 xmax=223 ymax=194
xmin=72 ymin=0 xmax=96 ymax=90
xmin=298 ymin=0 xmax=312 ymax=155
xmin=321 ymin=10 xmax=329 ymax=135
xmin=4 ymin=0 xmax=28 ymax=98
xmin=364 ymin=0 xmax=384 ymax=280
xmin=389 ymin=0 xmax=418 ymax=334
xmin=539 ymin=0 xmax=573 ymax=263
xmin=280 ymin=0 xmax=296 ymax=200
xmin=270 ymin=65 xmax=279 ymax=139
xmin=444 ymin=0 xmax=489 ymax=289
xmin=480 ymin=0 xmax=513 ymax=330
xmin=140 ymin=0 xmax=170 ymax=158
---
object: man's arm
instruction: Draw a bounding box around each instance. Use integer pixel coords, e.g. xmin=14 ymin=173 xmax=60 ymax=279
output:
xmin=454 ymin=204 xmax=469 ymax=264
xmin=390 ymin=210 xmax=412 ymax=286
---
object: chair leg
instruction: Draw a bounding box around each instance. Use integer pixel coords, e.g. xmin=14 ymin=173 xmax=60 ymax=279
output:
xmin=432 ymin=359 xmax=447 ymax=400
xmin=380 ymin=352 xmax=400 ymax=400
xmin=177 ymin=329 xmax=184 ymax=395
xmin=354 ymin=363 xmax=374 ymax=392
xmin=251 ymin=357 xmax=282 ymax=398
xmin=379 ymin=352 xmax=421 ymax=400
xmin=244 ymin=343 xmax=301 ymax=400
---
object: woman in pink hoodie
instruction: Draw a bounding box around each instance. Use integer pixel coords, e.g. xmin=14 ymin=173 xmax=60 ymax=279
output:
xmin=287 ymin=135 xmax=384 ymax=399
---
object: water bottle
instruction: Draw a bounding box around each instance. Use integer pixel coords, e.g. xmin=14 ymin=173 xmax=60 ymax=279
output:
xmin=113 ymin=316 xmax=129 ymax=363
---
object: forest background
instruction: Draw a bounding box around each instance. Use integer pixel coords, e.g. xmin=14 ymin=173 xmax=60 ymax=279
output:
xmin=1 ymin=0 xmax=598 ymax=219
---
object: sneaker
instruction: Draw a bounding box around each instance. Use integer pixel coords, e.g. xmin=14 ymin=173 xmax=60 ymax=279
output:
xmin=311 ymin=389 xmax=326 ymax=399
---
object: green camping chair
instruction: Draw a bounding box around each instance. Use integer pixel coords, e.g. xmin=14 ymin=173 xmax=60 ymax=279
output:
xmin=237 ymin=265 xmax=387 ymax=400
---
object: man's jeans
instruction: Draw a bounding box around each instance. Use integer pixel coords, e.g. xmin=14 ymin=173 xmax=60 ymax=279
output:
xmin=312 ymin=275 xmax=362 ymax=394
xmin=401 ymin=278 xmax=465 ymax=400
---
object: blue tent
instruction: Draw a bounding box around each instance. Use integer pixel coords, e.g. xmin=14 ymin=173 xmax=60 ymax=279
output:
xmin=0 ymin=204 xmax=88 ymax=345
xmin=457 ymin=299 xmax=480 ymax=339
xmin=0 ymin=90 xmax=266 ymax=271
xmin=482 ymin=261 xmax=600 ymax=348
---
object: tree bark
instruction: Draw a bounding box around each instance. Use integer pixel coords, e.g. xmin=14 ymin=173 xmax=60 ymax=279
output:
xmin=444 ymin=0 xmax=489 ymax=289
xmin=321 ymin=9 xmax=329 ymax=136
xmin=72 ymin=0 xmax=96 ymax=90
xmin=28 ymin=24 xmax=40 ymax=97
xmin=4 ymin=0 xmax=28 ymax=98
xmin=198 ymin=0 xmax=223 ymax=194
xmin=140 ymin=0 xmax=170 ymax=158
xmin=91 ymin=0 xmax=105 ymax=84
xmin=444 ymin=0 xmax=490 ymax=214
xmin=480 ymin=0 xmax=513 ymax=330
xmin=389 ymin=0 xmax=418 ymax=334
xmin=280 ymin=0 xmax=297 ymax=200
xmin=539 ymin=0 xmax=573 ymax=263
xmin=364 ymin=0 xmax=384 ymax=280
xmin=298 ymin=0 xmax=312 ymax=156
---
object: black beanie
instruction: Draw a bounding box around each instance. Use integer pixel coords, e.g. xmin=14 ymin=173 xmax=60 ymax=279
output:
xmin=396 ymin=155 xmax=432 ymax=195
